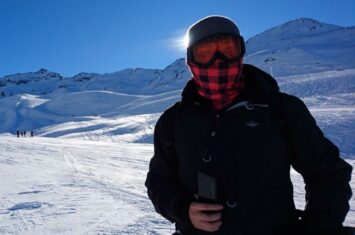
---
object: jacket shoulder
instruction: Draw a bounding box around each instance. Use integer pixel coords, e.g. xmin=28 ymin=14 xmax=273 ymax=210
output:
xmin=155 ymin=101 xmax=180 ymax=138
xmin=281 ymin=91 xmax=310 ymax=108
xmin=158 ymin=102 xmax=180 ymax=124
xmin=277 ymin=92 xmax=315 ymax=123
xmin=279 ymin=92 xmax=303 ymax=103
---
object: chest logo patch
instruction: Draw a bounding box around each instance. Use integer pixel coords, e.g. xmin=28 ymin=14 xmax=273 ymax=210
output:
xmin=245 ymin=121 xmax=260 ymax=128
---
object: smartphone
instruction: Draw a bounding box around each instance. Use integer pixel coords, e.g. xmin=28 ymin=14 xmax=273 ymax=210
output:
xmin=197 ymin=171 xmax=218 ymax=203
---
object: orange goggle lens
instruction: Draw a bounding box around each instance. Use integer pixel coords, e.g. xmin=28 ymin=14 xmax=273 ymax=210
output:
xmin=192 ymin=36 xmax=242 ymax=64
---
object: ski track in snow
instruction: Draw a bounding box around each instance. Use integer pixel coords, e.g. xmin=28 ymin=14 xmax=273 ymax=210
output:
xmin=0 ymin=136 xmax=354 ymax=234
xmin=0 ymin=136 xmax=173 ymax=234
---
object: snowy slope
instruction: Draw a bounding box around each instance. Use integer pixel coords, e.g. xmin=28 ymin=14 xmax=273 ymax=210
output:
xmin=0 ymin=136 xmax=173 ymax=234
xmin=0 ymin=89 xmax=181 ymax=141
xmin=0 ymin=68 xmax=353 ymax=158
xmin=0 ymin=70 xmax=353 ymax=234
xmin=0 ymin=135 xmax=353 ymax=235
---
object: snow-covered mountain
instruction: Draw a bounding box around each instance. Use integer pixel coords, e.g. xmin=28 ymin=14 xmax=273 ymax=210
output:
xmin=0 ymin=68 xmax=64 ymax=97
xmin=0 ymin=17 xmax=353 ymax=154
xmin=244 ymin=18 xmax=355 ymax=76
xmin=1 ymin=18 xmax=354 ymax=98
xmin=0 ymin=58 xmax=190 ymax=98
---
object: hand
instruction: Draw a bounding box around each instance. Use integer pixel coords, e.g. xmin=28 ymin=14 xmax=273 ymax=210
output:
xmin=188 ymin=202 xmax=223 ymax=232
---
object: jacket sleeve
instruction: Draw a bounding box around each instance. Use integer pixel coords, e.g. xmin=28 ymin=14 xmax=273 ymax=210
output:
xmin=145 ymin=106 xmax=193 ymax=226
xmin=284 ymin=95 xmax=353 ymax=234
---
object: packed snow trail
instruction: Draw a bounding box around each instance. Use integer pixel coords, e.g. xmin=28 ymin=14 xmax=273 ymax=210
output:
xmin=0 ymin=136 xmax=173 ymax=234
xmin=0 ymin=135 xmax=354 ymax=234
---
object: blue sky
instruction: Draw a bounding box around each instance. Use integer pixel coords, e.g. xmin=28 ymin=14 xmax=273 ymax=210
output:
xmin=0 ymin=0 xmax=354 ymax=77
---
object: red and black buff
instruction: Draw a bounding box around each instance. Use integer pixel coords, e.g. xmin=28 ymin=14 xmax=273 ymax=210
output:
xmin=188 ymin=58 xmax=245 ymax=110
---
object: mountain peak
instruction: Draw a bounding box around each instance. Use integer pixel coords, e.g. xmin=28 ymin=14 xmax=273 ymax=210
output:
xmin=38 ymin=68 xmax=49 ymax=73
xmin=72 ymin=72 xmax=100 ymax=82
xmin=286 ymin=17 xmax=322 ymax=25
xmin=163 ymin=58 xmax=186 ymax=71
xmin=279 ymin=17 xmax=341 ymax=33
xmin=0 ymin=69 xmax=63 ymax=86
xmin=244 ymin=17 xmax=355 ymax=76
xmin=246 ymin=18 xmax=342 ymax=45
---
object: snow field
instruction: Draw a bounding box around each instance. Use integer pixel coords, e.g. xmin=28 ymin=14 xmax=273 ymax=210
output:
xmin=0 ymin=136 xmax=173 ymax=234
xmin=0 ymin=135 xmax=353 ymax=235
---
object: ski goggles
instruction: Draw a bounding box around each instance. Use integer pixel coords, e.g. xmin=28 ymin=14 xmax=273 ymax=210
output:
xmin=189 ymin=35 xmax=245 ymax=67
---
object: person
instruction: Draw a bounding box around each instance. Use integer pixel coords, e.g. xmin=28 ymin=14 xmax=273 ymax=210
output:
xmin=145 ymin=16 xmax=352 ymax=235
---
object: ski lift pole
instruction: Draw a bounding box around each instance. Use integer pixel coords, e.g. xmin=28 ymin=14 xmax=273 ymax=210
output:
xmin=264 ymin=56 xmax=276 ymax=77
xmin=269 ymin=63 xmax=273 ymax=77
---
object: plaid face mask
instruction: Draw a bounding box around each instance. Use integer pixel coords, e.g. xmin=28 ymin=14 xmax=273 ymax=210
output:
xmin=188 ymin=57 xmax=245 ymax=110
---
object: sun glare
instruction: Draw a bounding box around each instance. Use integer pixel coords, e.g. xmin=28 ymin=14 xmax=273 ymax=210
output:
xmin=163 ymin=28 xmax=189 ymax=54
xmin=173 ymin=33 xmax=189 ymax=51
xmin=183 ymin=33 xmax=189 ymax=48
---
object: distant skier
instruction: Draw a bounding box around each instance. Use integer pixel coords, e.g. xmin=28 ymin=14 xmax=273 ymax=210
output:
xmin=30 ymin=131 xmax=34 ymax=137
xmin=24 ymin=131 xmax=26 ymax=137
xmin=16 ymin=130 xmax=19 ymax=138
xmin=145 ymin=16 xmax=352 ymax=235
xmin=20 ymin=131 xmax=23 ymax=137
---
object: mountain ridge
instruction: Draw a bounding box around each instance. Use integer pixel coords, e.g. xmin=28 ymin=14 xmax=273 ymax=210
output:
xmin=1 ymin=17 xmax=354 ymax=98
xmin=0 ymin=17 xmax=354 ymax=147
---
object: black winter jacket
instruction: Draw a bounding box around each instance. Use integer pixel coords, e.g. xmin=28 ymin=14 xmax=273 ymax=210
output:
xmin=145 ymin=64 xmax=352 ymax=235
